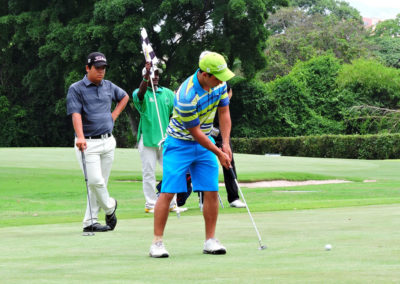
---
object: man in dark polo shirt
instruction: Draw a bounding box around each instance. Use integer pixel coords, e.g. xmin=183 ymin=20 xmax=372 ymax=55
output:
xmin=66 ymin=52 xmax=129 ymax=232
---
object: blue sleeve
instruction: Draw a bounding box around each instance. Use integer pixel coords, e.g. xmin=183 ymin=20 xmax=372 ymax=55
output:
xmin=218 ymin=83 xmax=229 ymax=107
xmin=218 ymin=96 xmax=229 ymax=107
xmin=66 ymin=85 xmax=82 ymax=115
xmin=110 ymin=82 xmax=127 ymax=102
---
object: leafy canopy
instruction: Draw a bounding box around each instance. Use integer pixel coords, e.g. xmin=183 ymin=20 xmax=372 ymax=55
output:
xmin=0 ymin=0 xmax=287 ymax=146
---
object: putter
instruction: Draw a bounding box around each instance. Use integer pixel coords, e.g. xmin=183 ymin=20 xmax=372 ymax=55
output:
xmin=81 ymin=151 xmax=95 ymax=236
xmin=199 ymin=191 xmax=224 ymax=212
xmin=199 ymin=192 xmax=223 ymax=212
xmin=229 ymin=167 xmax=267 ymax=250
xmin=199 ymin=192 xmax=203 ymax=212
xmin=218 ymin=193 xmax=224 ymax=208
xmin=175 ymin=195 xmax=181 ymax=219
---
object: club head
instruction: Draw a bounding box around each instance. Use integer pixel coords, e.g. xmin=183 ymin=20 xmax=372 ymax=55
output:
xmin=258 ymin=245 xmax=267 ymax=250
xmin=82 ymin=231 xmax=95 ymax=236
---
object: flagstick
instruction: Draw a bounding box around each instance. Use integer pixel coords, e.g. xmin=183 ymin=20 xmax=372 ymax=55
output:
xmin=141 ymin=30 xmax=177 ymax=214
xmin=148 ymin=70 xmax=166 ymax=148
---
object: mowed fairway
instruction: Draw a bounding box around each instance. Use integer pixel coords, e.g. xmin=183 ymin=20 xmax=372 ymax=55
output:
xmin=1 ymin=148 xmax=400 ymax=283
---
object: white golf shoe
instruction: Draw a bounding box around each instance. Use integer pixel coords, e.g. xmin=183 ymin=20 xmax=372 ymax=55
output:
xmin=229 ymin=199 xmax=246 ymax=208
xmin=203 ymin=238 xmax=226 ymax=255
xmin=149 ymin=241 xmax=169 ymax=258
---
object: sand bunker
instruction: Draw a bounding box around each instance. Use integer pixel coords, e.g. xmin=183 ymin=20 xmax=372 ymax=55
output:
xmin=219 ymin=179 xmax=351 ymax=188
xmin=122 ymin=179 xmax=376 ymax=188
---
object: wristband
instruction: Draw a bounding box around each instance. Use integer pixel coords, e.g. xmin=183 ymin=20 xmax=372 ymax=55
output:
xmin=142 ymin=78 xmax=148 ymax=83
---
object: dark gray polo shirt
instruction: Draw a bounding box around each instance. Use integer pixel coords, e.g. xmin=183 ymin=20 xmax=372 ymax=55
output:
xmin=66 ymin=75 xmax=127 ymax=137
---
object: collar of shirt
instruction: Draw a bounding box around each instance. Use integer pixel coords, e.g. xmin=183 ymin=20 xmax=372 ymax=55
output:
xmin=193 ymin=69 xmax=211 ymax=96
xmin=83 ymin=75 xmax=104 ymax=87
xmin=146 ymin=86 xmax=163 ymax=93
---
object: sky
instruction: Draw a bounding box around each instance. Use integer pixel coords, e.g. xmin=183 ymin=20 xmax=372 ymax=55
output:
xmin=344 ymin=0 xmax=400 ymax=19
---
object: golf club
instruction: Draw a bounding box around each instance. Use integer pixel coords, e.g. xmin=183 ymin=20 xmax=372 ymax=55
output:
xmin=229 ymin=167 xmax=267 ymax=250
xmin=199 ymin=192 xmax=224 ymax=211
xmin=218 ymin=193 xmax=224 ymax=208
xmin=175 ymin=194 xmax=181 ymax=219
xmin=199 ymin=192 xmax=203 ymax=212
xmin=81 ymin=151 xmax=95 ymax=236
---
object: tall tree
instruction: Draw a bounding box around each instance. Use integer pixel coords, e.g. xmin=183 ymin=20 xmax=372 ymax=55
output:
xmin=369 ymin=36 xmax=400 ymax=69
xmin=0 ymin=0 xmax=288 ymax=146
xmin=231 ymin=54 xmax=346 ymax=137
xmin=261 ymin=7 xmax=371 ymax=81
xmin=146 ymin=0 xmax=288 ymax=83
xmin=290 ymin=0 xmax=362 ymax=21
xmin=373 ymin=14 xmax=400 ymax=37
xmin=368 ymin=14 xmax=400 ymax=68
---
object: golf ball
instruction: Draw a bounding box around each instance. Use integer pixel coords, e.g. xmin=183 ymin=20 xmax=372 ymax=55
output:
xmin=325 ymin=244 xmax=332 ymax=251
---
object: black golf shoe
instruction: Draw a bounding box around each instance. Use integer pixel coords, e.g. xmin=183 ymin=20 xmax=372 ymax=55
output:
xmin=83 ymin=222 xmax=111 ymax=232
xmin=105 ymin=199 xmax=117 ymax=230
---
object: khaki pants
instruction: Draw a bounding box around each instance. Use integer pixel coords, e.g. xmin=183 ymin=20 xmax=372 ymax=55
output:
xmin=75 ymin=135 xmax=117 ymax=227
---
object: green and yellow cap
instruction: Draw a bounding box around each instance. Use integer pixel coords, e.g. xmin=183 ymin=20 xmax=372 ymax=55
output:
xmin=199 ymin=52 xmax=235 ymax=82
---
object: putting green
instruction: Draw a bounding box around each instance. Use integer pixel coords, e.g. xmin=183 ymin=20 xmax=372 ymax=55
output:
xmin=1 ymin=148 xmax=400 ymax=282
xmin=1 ymin=205 xmax=399 ymax=283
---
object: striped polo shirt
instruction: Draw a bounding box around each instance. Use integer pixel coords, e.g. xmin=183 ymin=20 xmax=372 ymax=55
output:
xmin=167 ymin=69 xmax=229 ymax=141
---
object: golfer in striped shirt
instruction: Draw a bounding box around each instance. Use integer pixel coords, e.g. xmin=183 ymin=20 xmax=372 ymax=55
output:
xmin=149 ymin=51 xmax=235 ymax=258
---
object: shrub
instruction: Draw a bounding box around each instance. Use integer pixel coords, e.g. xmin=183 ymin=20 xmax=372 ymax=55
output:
xmin=232 ymin=134 xmax=400 ymax=159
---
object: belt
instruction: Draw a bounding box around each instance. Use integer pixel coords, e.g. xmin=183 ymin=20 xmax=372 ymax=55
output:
xmin=85 ymin=133 xmax=112 ymax=139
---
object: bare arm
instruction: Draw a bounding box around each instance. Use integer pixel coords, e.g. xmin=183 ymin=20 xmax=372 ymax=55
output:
xmin=137 ymin=62 xmax=151 ymax=101
xmin=112 ymin=94 xmax=129 ymax=121
xmin=228 ymin=87 xmax=233 ymax=100
xmin=218 ymin=105 xmax=232 ymax=161
xmin=188 ymin=125 xmax=231 ymax=169
xmin=72 ymin=113 xmax=86 ymax=152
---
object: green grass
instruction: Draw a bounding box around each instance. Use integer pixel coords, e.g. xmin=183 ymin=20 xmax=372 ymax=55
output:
xmin=1 ymin=206 xmax=400 ymax=283
xmin=1 ymin=148 xmax=400 ymax=283
xmin=1 ymin=148 xmax=400 ymax=227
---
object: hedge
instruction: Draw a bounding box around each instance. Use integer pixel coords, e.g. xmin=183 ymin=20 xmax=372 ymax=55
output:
xmin=231 ymin=134 xmax=400 ymax=159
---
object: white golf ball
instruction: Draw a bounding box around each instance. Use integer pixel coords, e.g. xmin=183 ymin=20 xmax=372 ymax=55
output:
xmin=325 ymin=244 xmax=332 ymax=251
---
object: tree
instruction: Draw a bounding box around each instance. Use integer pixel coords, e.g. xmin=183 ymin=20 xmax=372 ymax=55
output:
xmin=369 ymin=36 xmax=400 ymax=69
xmin=0 ymin=0 xmax=288 ymax=146
xmin=290 ymin=0 xmax=362 ymax=21
xmin=266 ymin=54 xmax=346 ymax=136
xmin=337 ymin=58 xmax=400 ymax=134
xmin=368 ymin=15 xmax=400 ymax=68
xmin=229 ymin=78 xmax=274 ymax=137
xmin=231 ymin=55 xmax=346 ymax=137
xmin=147 ymin=0 xmax=288 ymax=82
xmin=337 ymin=58 xmax=400 ymax=108
xmin=373 ymin=14 xmax=400 ymax=37
xmin=261 ymin=7 xmax=371 ymax=81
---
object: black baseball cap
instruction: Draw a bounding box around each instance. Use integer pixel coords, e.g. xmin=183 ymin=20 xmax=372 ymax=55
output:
xmin=87 ymin=52 xmax=108 ymax=67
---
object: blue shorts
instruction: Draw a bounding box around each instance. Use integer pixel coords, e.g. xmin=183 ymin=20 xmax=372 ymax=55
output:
xmin=161 ymin=136 xmax=219 ymax=194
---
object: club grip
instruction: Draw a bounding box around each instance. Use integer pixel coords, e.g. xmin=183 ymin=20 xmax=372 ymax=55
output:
xmin=81 ymin=151 xmax=88 ymax=181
